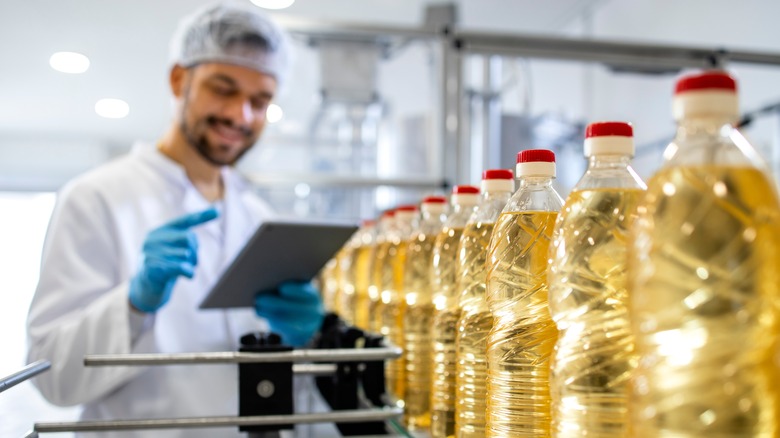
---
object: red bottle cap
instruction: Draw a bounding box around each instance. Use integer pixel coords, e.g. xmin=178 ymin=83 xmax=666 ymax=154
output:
xmin=452 ymin=185 xmax=479 ymax=194
xmin=482 ymin=169 xmax=513 ymax=180
xmin=422 ymin=196 xmax=447 ymax=204
xmin=585 ymin=121 xmax=633 ymax=138
xmin=675 ymin=70 xmax=737 ymax=94
xmin=517 ymin=149 xmax=555 ymax=163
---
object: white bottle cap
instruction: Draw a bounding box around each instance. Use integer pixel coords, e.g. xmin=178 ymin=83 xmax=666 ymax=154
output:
xmin=421 ymin=196 xmax=447 ymax=215
xmin=451 ymin=185 xmax=480 ymax=206
xmin=672 ymin=71 xmax=738 ymax=121
xmin=395 ymin=205 xmax=419 ymax=221
xmin=516 ymin=149 xmax=556 ymax=177
xmin=583 ymin=121 xmax=635 ymax=157
xmin=481 ymin=169 xmax=514 ymax=192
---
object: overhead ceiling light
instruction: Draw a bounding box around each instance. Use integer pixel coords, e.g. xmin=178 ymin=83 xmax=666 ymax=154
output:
xmin=49 ymin=51 xmax=90 ymax=74
xmin=249 ymin=0 xmax=295 ymax=10
xmin=266 ymin=103 xmax=283 ymax=123
xmin=95 ymin=98 xmax=130 ymax=119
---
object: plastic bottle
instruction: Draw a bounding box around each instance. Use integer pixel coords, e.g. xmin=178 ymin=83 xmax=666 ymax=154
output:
xmin=485 ymin=150 xmax=563 ymax=437
xmin=340 ymin=220 xmax=375 ymax=329
xmin=404 ymin=196 xmax=448 ymax=431
xmin=380 ymin=205 xmax=419 ymax=406
xmin=456 ymin=170 xmax=515 ymax=438
xmin=320 ymin=256 xmax=340 ymax=313
xmin=548 ymin=122 xmax=646 ymax=437
xmin=629 ymin=71 xmax=780 ymax=437
xmin=369 ymin=210 xmax=396 ymax=334
xmin=431 ymin=185 xmax=480 ymax=438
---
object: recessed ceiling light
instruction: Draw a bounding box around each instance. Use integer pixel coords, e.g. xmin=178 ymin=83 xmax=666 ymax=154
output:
xmin=95 ymin=98 xmax=130 ymax=119
xmin=266 ymin=103 xmax=283 ymax=123
xmin=49 ymin=51 xmax=90 ymax=74
xmin=249 ymin=0 xmax=295 ymax=10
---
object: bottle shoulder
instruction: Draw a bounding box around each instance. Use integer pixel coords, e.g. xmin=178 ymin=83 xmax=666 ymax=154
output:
xmin=503 ymin=185 xmax=564 ymax=213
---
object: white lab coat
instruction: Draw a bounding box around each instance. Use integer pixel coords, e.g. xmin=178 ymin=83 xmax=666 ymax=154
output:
xmin=26 ymin=143 xmax=339 ymax=437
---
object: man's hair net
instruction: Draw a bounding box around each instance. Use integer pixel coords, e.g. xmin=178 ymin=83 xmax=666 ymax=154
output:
xmin=170 ymin=2 xmax=292 ymax=85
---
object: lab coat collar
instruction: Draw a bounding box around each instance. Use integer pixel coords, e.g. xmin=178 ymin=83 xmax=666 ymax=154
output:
xmin=132 ymin=141 xmax=258 ymax=269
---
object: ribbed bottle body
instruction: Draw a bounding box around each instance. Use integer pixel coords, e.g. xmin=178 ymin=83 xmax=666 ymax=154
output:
xmin=630 ymin=165 xmax=780 ymax=437
xmin=456 ymin=222 xmax=495 ymax=438
xmin=549 ymin=188 xmax=643 ymax=437
xmin=485 ymin=211 xmax=558 ymax=437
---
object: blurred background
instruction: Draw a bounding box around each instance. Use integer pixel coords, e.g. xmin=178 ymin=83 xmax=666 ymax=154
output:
xmin=2 ymin=0 xmax=780 ymax=435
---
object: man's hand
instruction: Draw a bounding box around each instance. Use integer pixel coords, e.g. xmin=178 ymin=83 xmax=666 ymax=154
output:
xmin=129 ymin=208 xmax=219 ymax=313
xmin=255 ymin=281 xmax=325 ymax=347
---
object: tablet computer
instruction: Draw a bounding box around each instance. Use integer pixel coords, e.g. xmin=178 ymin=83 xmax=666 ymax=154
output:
xmin=199 ymin=219 xmax=358 ymax=309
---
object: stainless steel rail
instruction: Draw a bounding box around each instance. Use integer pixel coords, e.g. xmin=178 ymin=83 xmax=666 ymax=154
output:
xmin=84 ymin=346 xmax=402 ymax=366
xmin=454 ymin=30 xmax=780 ymax=70
xmin=0 ymin=360 xmax=50 ymax=394
xmin=33 ymin=408 xmax=403 ymax=433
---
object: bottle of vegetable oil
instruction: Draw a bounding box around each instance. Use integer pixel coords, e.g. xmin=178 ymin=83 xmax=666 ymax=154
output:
xmin=320 ymin=256 xmax=340 ymax=313
xmin=370 ymin=210 xmax=396 ymax=334
xmin=431 ymin=185 xmax=480 ymax=438
xmin=548 ymin=122 xmax=646 ymax=437
xmin=456 ymin=170 xmax=514 ymax=438
xmin=485 ymin=150 xmax=563 ymax=437
xmin=404 ymin=196 xmax=448 ymax=431
xmin=381 ymin=205 xmax=419 ymax=406
xmin=630 ymin=71 xmax=780 ymax=437
xmin=340 ymin=220 xmax=375 ymax=329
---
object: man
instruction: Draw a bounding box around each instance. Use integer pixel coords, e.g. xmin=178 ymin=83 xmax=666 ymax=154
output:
xmin=26 ymin=3 xmax=331 ymax=436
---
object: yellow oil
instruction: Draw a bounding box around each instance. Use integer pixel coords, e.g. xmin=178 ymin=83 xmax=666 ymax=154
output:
xmin=405 ymin=303 xmax=435 ymax=429
xmin=320 ymin=256 xmax=340 ymax=313
xmin=404 ymin=232 xmax=439 ymax=430
xmin=630 ymin=166 xmax=780 ymax=437
xmin=380 ymin=240 xmax=409 ymax=404
xmin=337 ymin=247 xmax=355 ymax=324
xmin=351 ymin=245 xmax=373 ymax=331
xmin=431 ymin=226 xmax=466 ymax=438
xmin=456 ymin=222 xmax=495 ymax=438
xmin=548 ymin=188 xmax=643 ymax=437
xmin=485 ymin=211 xmax=558 ymax=437
xmin=370 ymin=240 xmax=392 ymax=334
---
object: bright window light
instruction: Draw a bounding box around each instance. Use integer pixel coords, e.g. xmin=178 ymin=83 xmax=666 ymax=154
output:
xmin=250 ymin=0 xmax=295 ymax=10
xmin=95 ymin=98 xmax=130 ymax=119
xmin=266 ymin=103 xmax=283 ymax=123
xmin=49 ymin=51 xmax=90 ymax=74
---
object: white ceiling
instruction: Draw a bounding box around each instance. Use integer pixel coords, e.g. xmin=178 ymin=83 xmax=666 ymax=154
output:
xmin=0 ymin=0 xmax=600 ymax=148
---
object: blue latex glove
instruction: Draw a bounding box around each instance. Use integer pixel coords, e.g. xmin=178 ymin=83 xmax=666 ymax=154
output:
xmin=254 ymin=281 xmax=325 ymax=347
xmin=129 ymin=208 xmax=219 ymax=313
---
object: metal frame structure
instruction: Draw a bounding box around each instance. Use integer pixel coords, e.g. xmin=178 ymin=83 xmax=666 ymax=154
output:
xmin=0 ymin=360 xmax=50 ymax=395
xmin=29 ymin=346 xmax=404 ymax=436
xmin=272 ymin=7 xmax=780 ymax=189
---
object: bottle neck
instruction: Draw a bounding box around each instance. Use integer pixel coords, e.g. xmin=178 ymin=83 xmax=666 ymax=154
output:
xmin=421 ymin=208 xmax=444 ymax=222
xmin=587 ymin=154 xmax=632 ymax=170
xmin=676 ymin=116 xmax=733 ymax=139
xmin=483 ymin=189 xmax=513 ymax=201
xmin=519 ymin=175 xmax=554 ymax=189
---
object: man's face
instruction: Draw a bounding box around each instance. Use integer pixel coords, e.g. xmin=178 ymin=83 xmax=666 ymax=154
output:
xmin=176 ymin=63 xmax=277 ymax=166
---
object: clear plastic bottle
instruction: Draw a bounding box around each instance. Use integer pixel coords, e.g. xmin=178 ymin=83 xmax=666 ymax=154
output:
xmin=320 ymin=256 xmax=340 ymax=313
xmin=380 ymin=205 xmax=419 ymax=406
xmin=548 ymin=122 xmax=646 ymax=437
xmin=629 ymin=71 xmax=780 ymax=437
xmin=431 ymin=185 xmax=480 ymax=438
xmin=404 ymin=196 xmax=448 ymax=431
xmin=369 ymin=210 xmax=396 ymax=334
xmin=456 ymin=170 xmax=515 ymax=438
xmin=485 ymin=150 xmax=563 ymax=437
xmin=340 ymin=220 xmax=375 ymax=328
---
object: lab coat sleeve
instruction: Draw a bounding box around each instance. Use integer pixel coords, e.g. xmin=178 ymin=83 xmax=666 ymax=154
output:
xmin=26 ymin=181 xmax=147 ymax=407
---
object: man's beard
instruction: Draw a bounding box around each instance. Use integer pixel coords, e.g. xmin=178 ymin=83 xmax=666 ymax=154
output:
xmin=180 ymin=115 xmax=256 ymax=166
xmin=177 ymin=81 xmax=260 ymax=166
